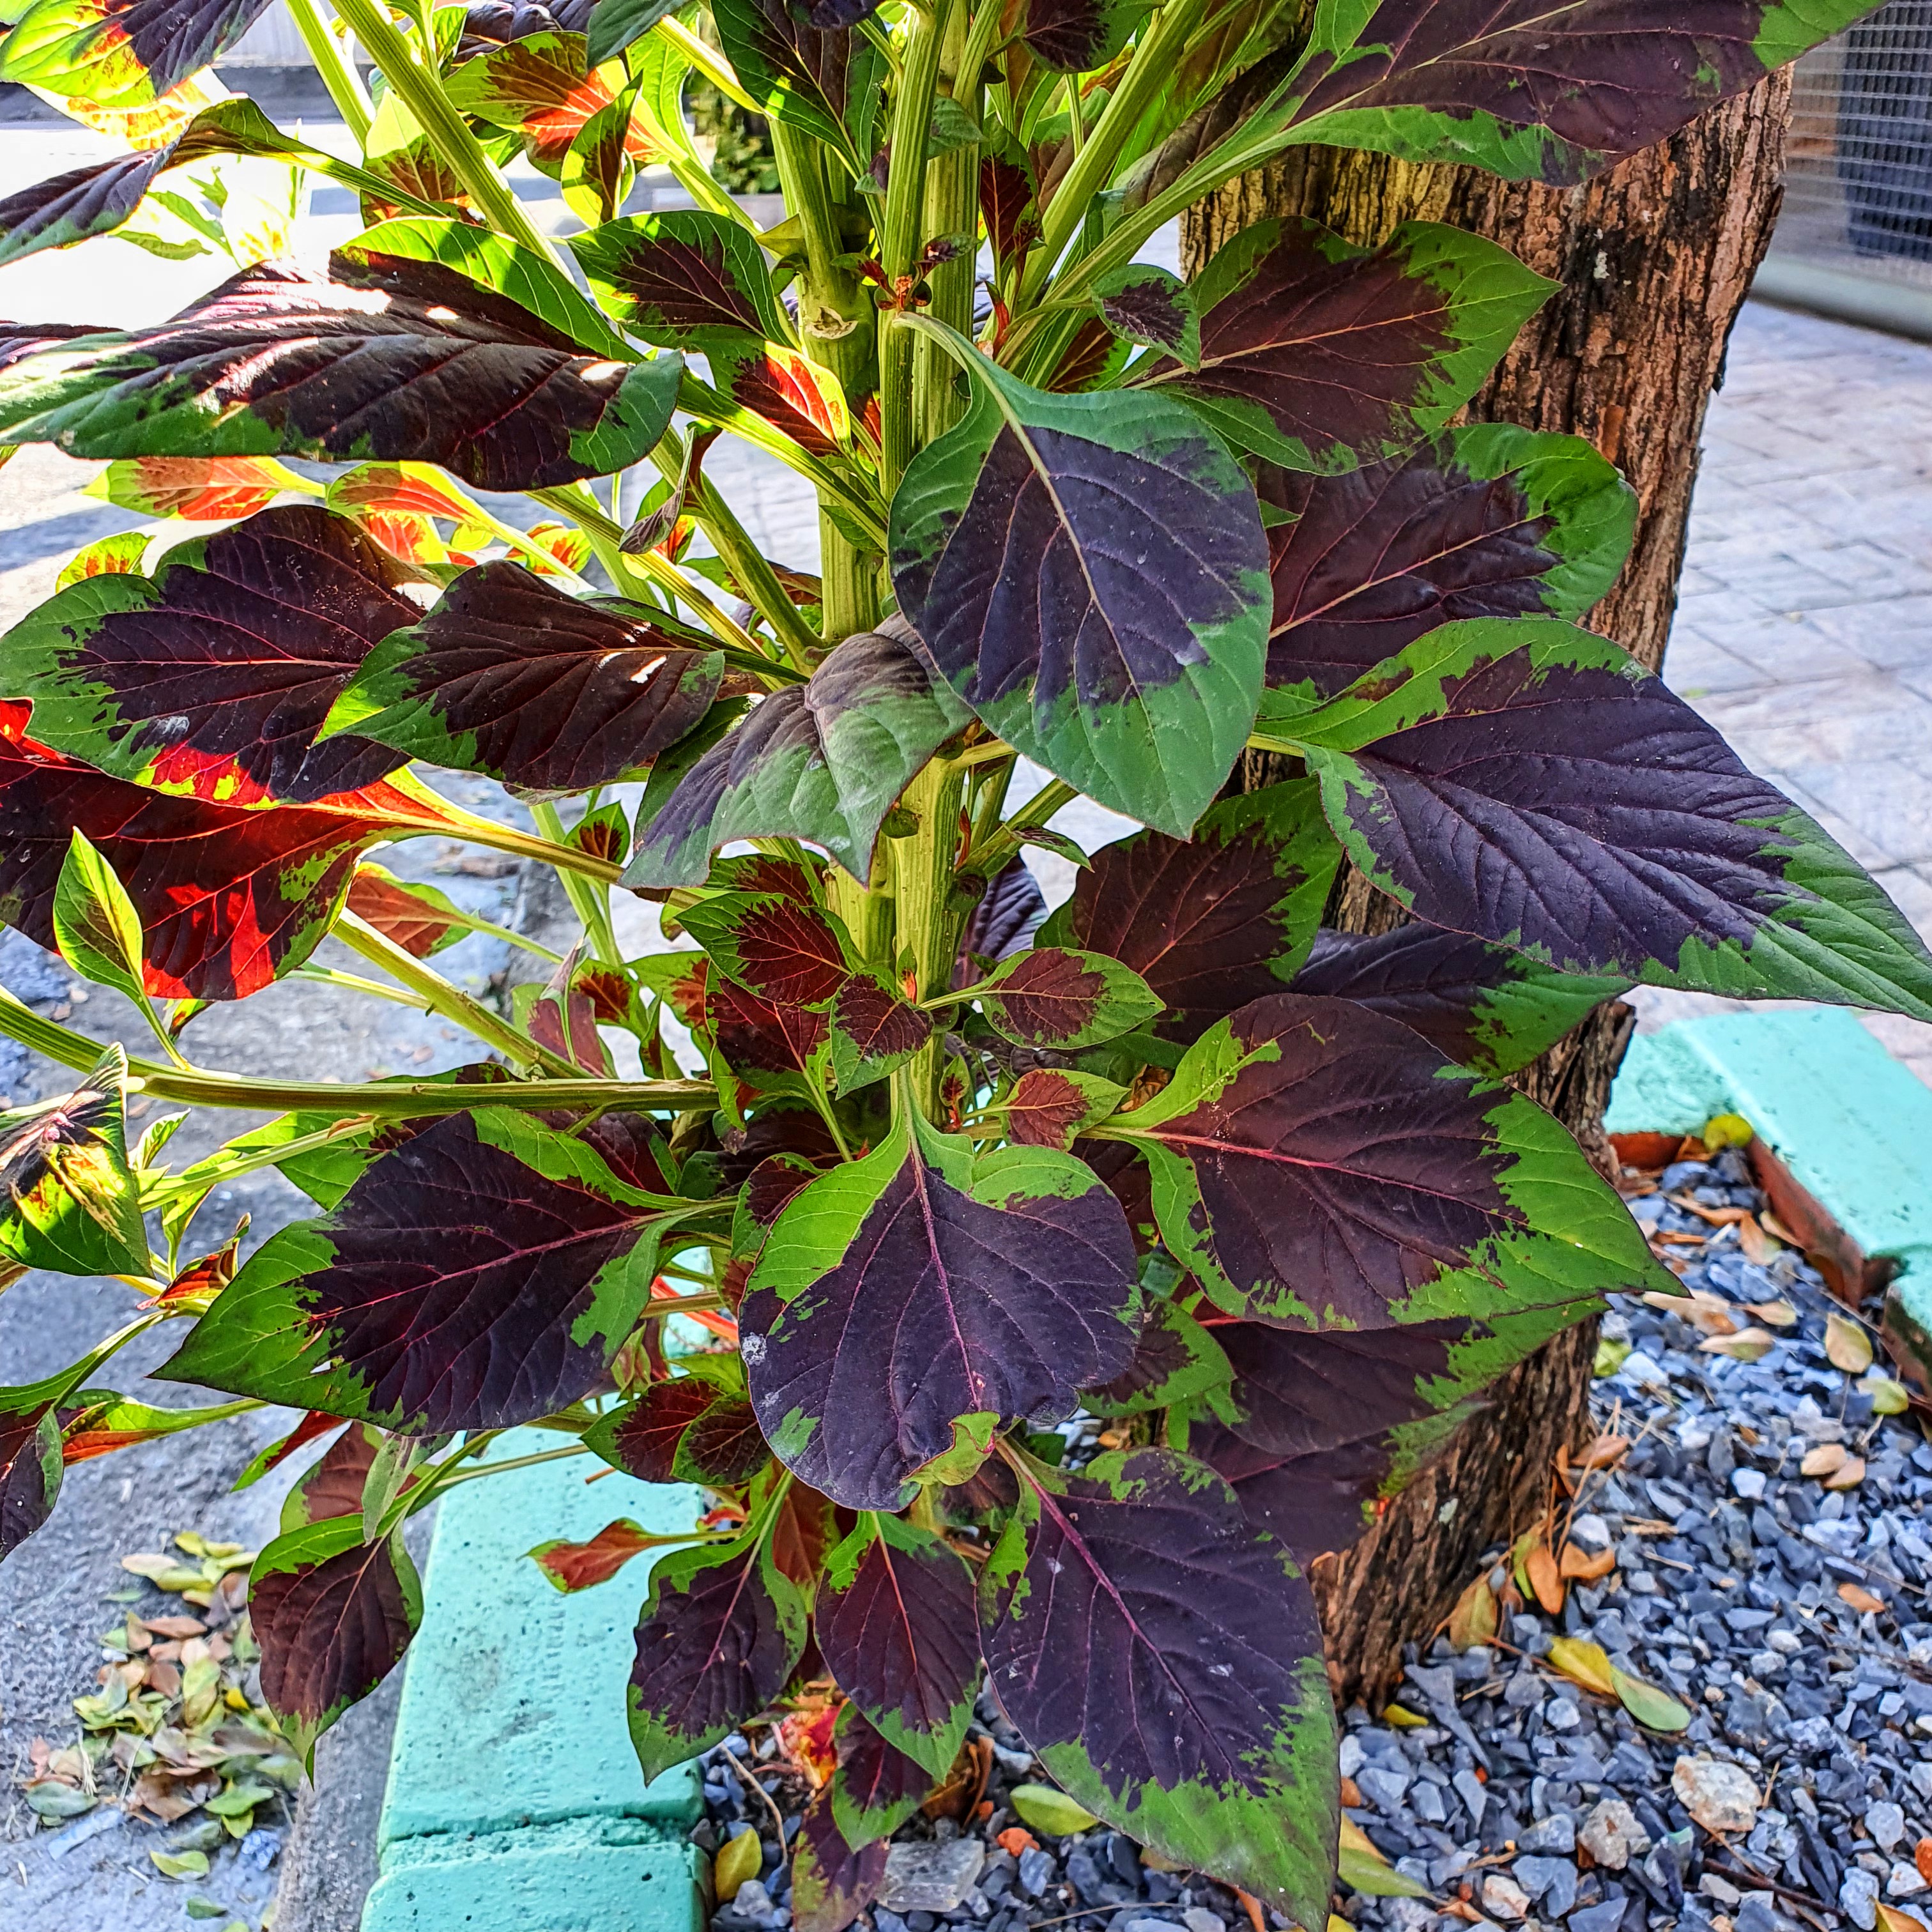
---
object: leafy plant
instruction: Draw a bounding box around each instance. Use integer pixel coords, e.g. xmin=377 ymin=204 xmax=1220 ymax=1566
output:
xmin=0 ymin=0 xmax=1918 ymax=1917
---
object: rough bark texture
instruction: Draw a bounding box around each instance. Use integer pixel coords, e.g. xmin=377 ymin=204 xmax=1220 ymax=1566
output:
xmin=1186 ymin=74 xmax=1793 ymax=1706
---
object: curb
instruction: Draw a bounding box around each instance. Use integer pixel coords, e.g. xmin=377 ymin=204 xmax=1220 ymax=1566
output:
xmin=1607 ymin=1006 xmax=1932 ymax=1388
xmin=361 ymin=1434 xmax=708 ymax=1932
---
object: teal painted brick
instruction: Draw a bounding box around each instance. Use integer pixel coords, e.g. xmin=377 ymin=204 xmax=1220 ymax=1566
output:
xmin=365 ymin=1820 xmax=706 ymax=1932
xmin=378 ymin=1432 xmax=705 ymax=1851
xmin=1610 ymin=1009 xmax=1932 ymax=1366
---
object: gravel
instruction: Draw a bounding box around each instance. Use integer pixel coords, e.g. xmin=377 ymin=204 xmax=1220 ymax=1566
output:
xmin=682 ymin=1145 xmax=1932 ymax=1932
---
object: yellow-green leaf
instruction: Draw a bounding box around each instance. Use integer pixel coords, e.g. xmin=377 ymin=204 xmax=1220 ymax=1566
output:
xmin=1825 ymin=1313 xmax=1873 ymax=1374
xmin=1338 ymin=1820 xmax=1430 ymax=1899
xmin=1611 ymin=1666 xmax=1690 ymax=1733
xmin=1701 ymin=1112 xmax=1752 ymax=1150
xmin=1593 ymin=1337 xmax=1631 ymax=1377
xmin=1446 ymin=1573 xmax=1496 ymax=1650
xmin=1009 ymin=1784 xmax=1101 ymax=1836
xmin=713 ymin=1827 xmax=762 ymax=1903
xmin=1862 ymin=1373 xmax=1910 ymax=1416
xmin=1545 ymin=1636 xmax=1616 ymax=1698
xmin=151 ymin=1849 xmax=210 ymax=1879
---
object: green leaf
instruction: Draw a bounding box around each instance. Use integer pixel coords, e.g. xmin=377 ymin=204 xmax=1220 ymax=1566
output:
xmin=1611 ymin=1665 xmax=1691 ymax=1733
xmin=0 ymin=1045 xmax=148 ymax=1278
xmin=151 ymin=1849 xmax=211 ymax=1880
xmin=1007 ymin=1784 xmax=1100 ymax=1836
xmin=52 ymin=829 xmax=148 ymax=1006
xmin=889 ymin=335 xmax=1270 ymax=838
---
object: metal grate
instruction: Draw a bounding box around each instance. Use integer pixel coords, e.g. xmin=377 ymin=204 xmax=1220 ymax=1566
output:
xmin=1773 ymin=0 xmax=1932 ymax=286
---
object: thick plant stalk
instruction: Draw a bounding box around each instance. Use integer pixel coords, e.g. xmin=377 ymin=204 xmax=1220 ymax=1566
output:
xmin=286 ymin=0 xmax=373 ymax=145
xmin=916 ymin=1 xmax=981 ymax=448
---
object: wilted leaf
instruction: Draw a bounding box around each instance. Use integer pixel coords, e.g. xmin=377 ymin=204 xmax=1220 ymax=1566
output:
xmin=1746 ymin=1296 xmax=1797 ymax=1328
xmin=1800 ymin=1440 xmax=1848 ymax=1479
xmin=1337 ymin=1818 xmax=1430 ymax=1897
xmin=714 ymin=1825 xmax=765 ymax=1902
xmin=1525 ymin=1540 xmax=1563 ymax=1614
xmin=1823 ymin=1455 xmax=1866 ymax=1492
xmin=0 ymin=1045 xmax=146 ymax=1278
xmin=1863 ymin=1374 xmax=1910 ymax=1416
xmin=1593 ymin=1337 xmax=1631 ymax=1377
xmin=1446 ymin=1573 xmax=1494 ymax=1650
xmin=150 ymin=1846 xmax=211 ymax=1878
xmin=1698 ymin=1327 xmax=1776 ymax=1362
xmin=1825 ymin=1312 xmax=1874 ymax=1374
xmin=1558 ymin=1542 xmax=1614 ymax=1583
xmin=1838 ymin=1581 xmax=1887 ymax=1616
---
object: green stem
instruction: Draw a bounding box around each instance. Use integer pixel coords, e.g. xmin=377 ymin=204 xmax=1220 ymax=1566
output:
xmin=916 ymin=0 xmax=981 ymax=450
xmin=148 ymin=1114 xmax=379 ymax=1207
xmin=893 ymin=756 xmax=967 ymax=1117
xmin=768 ymin=121 xmax=880 ymax=639
xmin=292 ymin=962 xmax=441 ymax=1011
xmin=285 ymin=0 xmax=374 ymax=146
xmin=1016 ymin=1 xmax=1193 ymax=312
xmin=530 ymin=801 xmax=622 ymax=967
xmin=656 ymin=16 xmax=760 ymax=114
xmin=967 ymin=776 xmax=1076 ymax=878
xmin=332 ymin=0 xmax=563 ymax=264
xmin=652 ymin=438 xmax=820 ymax=671
xmin=430 ymin=1444 xmax=594 ymax=1486
xmin=336 ymin=912 xmax=581 ymax=1077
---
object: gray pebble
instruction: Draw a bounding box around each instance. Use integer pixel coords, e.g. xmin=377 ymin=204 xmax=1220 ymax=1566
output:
xmin=1017 ymin=1848 xmax=1055 ymax=1897
xmin=1358 ymin=1766 xmax=1412 ymax=1813
xmin=1868 ymin=1800 xmax=1906 ymax=1851
xmin=1842 ymin=1868 xmax=1881 ymax=1929
xmin=1567 ymin=1899 xmax=1628 ymax=1932
xmin=1453 ymin=1767 xmax=1487 ymax=1827
xmin=1181 ymin=1912 xmax=1224 ymax=1932
xmin=1519 ymin=1813 xmax=1575 ymax=1855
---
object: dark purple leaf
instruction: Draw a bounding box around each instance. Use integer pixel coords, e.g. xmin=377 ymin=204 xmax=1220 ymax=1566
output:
xmin=792 ymin=1791 xmax=888 ymax=1932
xmin=1041 ymin=781 xmax=1338 ymax=1039
xmin=0 ymin=150 xmax=172 ymax=270
xmin=1290 ymin=924 xmax=1629 ymax=1075
xmin=829 ymin=975 xmax=933 ymax=1094
xmin=1092 ymin=264 xmax=1200 ymax=365
xmin=740 ymin=1117 xmax=1140 ymax=1510
xmin=1262 ymin=424 xmax=1634 ymax=698
xmin=818 ymin=1515 xmax=981 ymax=1774
xmin=979 ymin=1447 xmax=1336 ymax=1917
xmin=828 ymin=1703 xmax=933 ymax=1846
xmin=1080 ymin=1298 xmax=1230 ymax=1415
xmin=3 ymin=505 xmax=418 ymax=804
xmin=250 ymin=1519 xmax=421 ymax=1758
xmin=1279 ymin=620 xmax=1932 ymax=1018
xmin=1023 ymin=0 xmax=1141 ymax=70
xmin=323 ymin=560 xmax=724 ymax=793
xmin=0 ymin=254 xmax=680 ymax=493
xmin=585 ymin=1377 xmax=718 ymax=1483
xmin=954 ymin=857 xmax=1046 ymax=985
xmin=1130 ymin=217 xmax=1549 ymax=471
xmin=0 ymin=322 xmax=106 ymax=373
xmin=1109 ymin=991 xmax=1668 ymax=1326
xmin=628 ymin=1537 xmax=806 ymax=1778
xmin=571 ymin=210 xmax=791 ymax=350
xmin=160 ymin=1110 xmax=686 ymax=1432
xmin=680 ymin=891 xmax=854 ymax=1008
xmin=974 ymin=947 xmax=1162 ymax=1050
xmin=0 ymin=1405 xmax=61 ymax=1558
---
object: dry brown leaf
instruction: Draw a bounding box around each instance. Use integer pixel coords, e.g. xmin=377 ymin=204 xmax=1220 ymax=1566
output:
xmin=1578 ymin=1434 xmax=1630 ymax=1470
xmin=142 ymin=1615 xmax=204 ymax=1639
xmin=1339 ymin=1775 xmax=1364 ymax=1809
xmin=1560 ymin=1542 xmax=1617 ymax=1581
xmin=1824 ymin=1456 xmax=1867 ymax=1492
xmin=1667 ymin=1194 xmax=1751 ymax=1225
xmin=1880 ymin=1901 xmax=1924 ymax=1932
xmin=1738 ymin=1215 xmax=1782 ymax=1266
xmin=1915 ymin=1841 xmax=1932 ymax=1890
xmin=1698 ymin=1326 xmax=1777 ymax=1361
xmin=1802 ymin=1441 xmax=1849 ymax=1478
xmin=1526 ymin=1542 xmax=1565 ymax=1614
xmin=1641 ymin=1289 xmax=1739 ymax=1336
xmin=1653 ymin=1230 xmax=1708 ymax=1247
xmin=1838 ymin=1582 xmax=1886 ymax=1616
xmin=1745 ymin=1298 xmax=1798 ymax=1328
xmin=1759 ymin=1209 xmax=1802 ymax=1246
xmin=1826 ymin=1312 xmax=1874 ymax=1375
xmin=1448 ymin=1574 xmax=1497 ymax=1650
xmin=1545 ymin=1636 xmax=1618 ymax=1698
xmin=130 ymin=1770 xmax=200 ymax=1822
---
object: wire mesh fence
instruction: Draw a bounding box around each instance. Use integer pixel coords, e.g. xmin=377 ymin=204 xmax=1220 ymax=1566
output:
xmin=1774 ymin=0 xmax=1932 ymax=286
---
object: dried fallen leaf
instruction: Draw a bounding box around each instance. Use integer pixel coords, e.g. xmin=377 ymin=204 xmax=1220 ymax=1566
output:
xmin=1881 ymin=1901 xmax=1925 ymax=1932
xmin=1800 ymin=1441 xmax=1848 ymax=1478
xmin=1738 ymin=1215 xmax=1782 ymax=1266
xmin=1826 ymin=1312 xmax=1874 ymax=1375
xmin=1447 ymin=1574 xmax=1496 ymax=1651
xmin=1824 ymin=1456 xmax=1866 ymax=1492
xmin=1703 ymin=1112 xmax=1753 ymax=1151
xmin=1383 ymin=1703 xmax=1426 ymax=1729
xmin=1698 ymin=1326 xmax=1777 ymax=1361
xmin=1838 ymin=1582 xmax=1887 ymax=1616
xmin=1759 ymin=1209 xmax=1802 ymax=1246
xmin=1916 ymin=1841 xmax=1932 ymax=1890
xmin=1593 ymin=1338 xmax=1632 ymax=1379
xmin=1578 ymin=1433 xmax=1631 ymax=1470
xmin=1560 ymin=1542 xmax=1616 ymax=1582
xmin=995 ymin=1827 xmax=1038 ymax=1857
xmin=1745 ymin=1298 xmax=1797 ymax=1328
xmin=1526 ymin=1541 xmax=1565 ymax=1615
xmin=1862 ymin=1373 xmax=1911 ymax=1416
xmin=1546 ymin=1636 xmax=1617 ymax=1698
xmin=1339 ymin=1775 xmax=1364 ymax=1808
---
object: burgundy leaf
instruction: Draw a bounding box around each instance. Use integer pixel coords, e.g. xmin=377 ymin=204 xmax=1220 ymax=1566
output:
xmin=1006 ymin=1069 xmax=1099 ymax=1149
xmin=680 ymin=1395 xmax=772 ymax=1486
xmin=681 ymin=891 xmax=852 ymax=1008
xmin=1046 ymin=782 xmax=1337 ymax=1039
xmin=1261 ymin=428 xmax=1632 ymax=696
xmin=3 ymin=504 xmax=418 ymax=804
xmin=629 ymin=1538 xmax=806 ymax=1778
xmin=250 ymin=1521 xmax=420 ymax=1755
xmin=817 ymin=1517 xmax=981 ymax=1774
xmin=978 ymin=1448 xmax=1335 ymax=1917
xmin=285 ymin=1421 xmax=383 ymax=1526
xmin=831 ymin=977 xmax=932 ymax=1066
xmin=0 ymin=730 xmax=398 ymax=1000
xmin=530 ymin=1517 xmax=657 ymax=1592
xmin=829 ymin=1704 xmax=933 ymax=1846
xmin=0 ymin=1405 xmax=60 ymax=1557
xmin=707 ymin=973 xmax=831 ymax=1087
xmin=569 ymin=209 xmax=788 ymax=350
xmin=740 ymin=1123 xmax=1140 ymax=1510
xmin=0 ymin=150 xmax=172 ymax=270
xmin=592 ymin=1379 xmax=718 ymax=1483
xmin=977 ymin=150 xmax=1038 ymax=277
xmin=744 ymin=1153 xmax=824 ymax=1229
xmin=1187 ymin=1319 xmax=1469 ymax=1560
xmin=975 ymin=950 xmax=1108 ymax=1046
xmin=160 ymin=1111 xmax=680 ymax=1433
xmin=0 ymin=0 xmax=277 ymax=102
xmin=326 ymin=562 xmax=724 ymax=793
xmin=344 ymin=869 xmax=462 ymax=959
xmin=0 ymin=255 xmax=677 ymax=494
xmin=793 ymin=1791 xmax=888 ymax=1932
xmin=1130 ymin=217 xmax=1547 ymax=470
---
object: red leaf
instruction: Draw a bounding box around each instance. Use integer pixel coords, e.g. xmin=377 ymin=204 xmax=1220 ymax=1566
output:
xmin=530 ymin=1517 xmax=656 ymax=1592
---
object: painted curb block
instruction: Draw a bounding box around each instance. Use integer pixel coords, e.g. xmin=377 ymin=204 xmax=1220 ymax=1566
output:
xmin=1607 ymin=1007 xmax=1932 ymax=1375
xmin=362 ymin=1433 xmax=708 ymax=1932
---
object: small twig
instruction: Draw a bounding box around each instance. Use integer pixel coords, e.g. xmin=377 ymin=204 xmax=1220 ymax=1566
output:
xmin=725 ymin=1742 xmax=791 ymax=1867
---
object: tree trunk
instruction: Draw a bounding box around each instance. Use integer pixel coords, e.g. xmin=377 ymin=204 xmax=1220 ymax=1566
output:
xmin=1184 ymin=72 xmax=1794 ymax=1706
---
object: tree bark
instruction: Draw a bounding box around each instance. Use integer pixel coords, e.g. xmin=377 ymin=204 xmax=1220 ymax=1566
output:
xmin=1184 ymin=72 xmax=1794 ymax=1706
